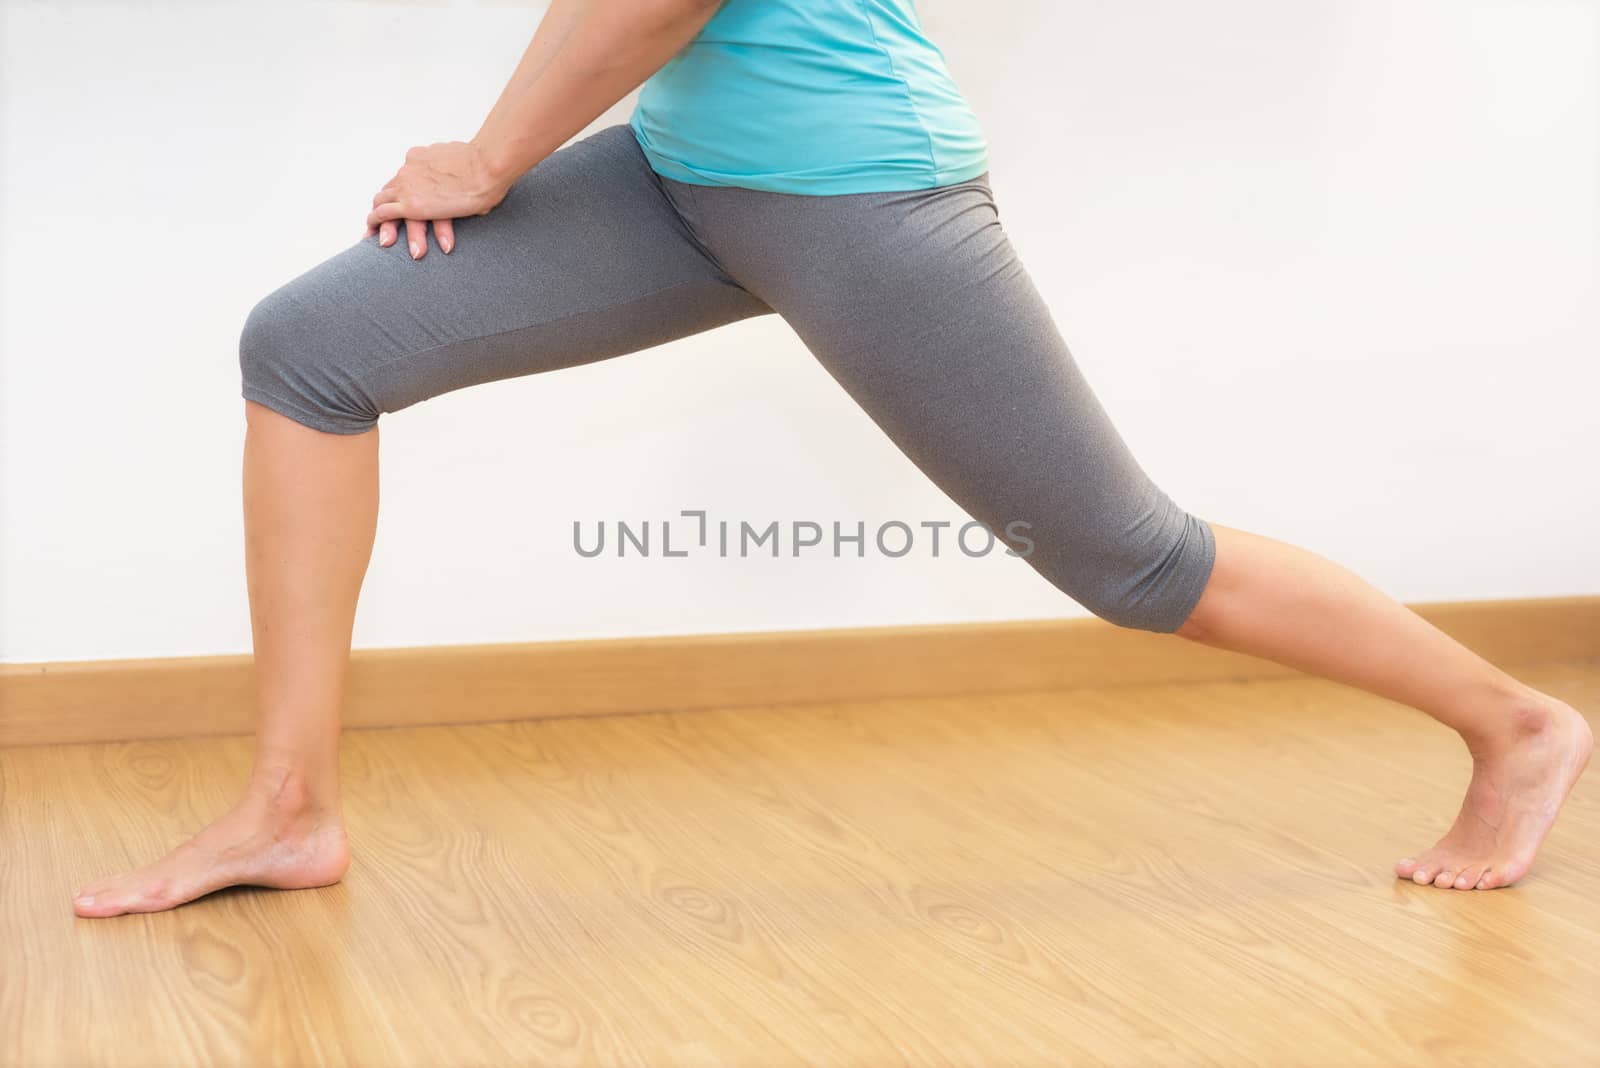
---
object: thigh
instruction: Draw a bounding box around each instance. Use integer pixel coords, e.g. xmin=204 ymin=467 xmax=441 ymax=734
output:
xmin=680 ymin=175 xmax=1213 ymax=631
xmin=240 ymin=124 xmax=770 ymax=434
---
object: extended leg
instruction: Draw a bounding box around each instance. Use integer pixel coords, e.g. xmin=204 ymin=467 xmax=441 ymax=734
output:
xmin=680 ymin=172 xmax=1591 ymax=892
xmin=1179 ymin=524 xmax=1591 ymax=890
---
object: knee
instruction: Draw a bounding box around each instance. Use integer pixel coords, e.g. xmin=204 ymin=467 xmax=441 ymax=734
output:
xmin=238 ymin=286 xmax=380 ymax=435
xmin=1032 ymin=499 xmax=1216 ymax=634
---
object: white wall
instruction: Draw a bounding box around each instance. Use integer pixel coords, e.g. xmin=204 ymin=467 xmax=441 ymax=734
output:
xmin=1 ymin=0 xmax=1596 ymax=663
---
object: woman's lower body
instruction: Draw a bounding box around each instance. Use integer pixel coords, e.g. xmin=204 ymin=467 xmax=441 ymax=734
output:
xmin=241 ymin=123 xmax=1215 ymax=631
xmin=72 ymin=126 xmax=1590 ymax=917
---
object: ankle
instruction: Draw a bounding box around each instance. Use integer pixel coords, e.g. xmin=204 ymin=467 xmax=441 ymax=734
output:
xmin=245 ymin=761 xmax=341 ymax=825
xmin=1462 ymin=696 xmax=1555 ymax=759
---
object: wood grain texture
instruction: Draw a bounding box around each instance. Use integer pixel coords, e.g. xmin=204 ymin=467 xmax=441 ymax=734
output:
xmin=3 ymin=595 xmax=1597 ymax=748
xmin=3 ymin=659 xmax=1597 ymax=1066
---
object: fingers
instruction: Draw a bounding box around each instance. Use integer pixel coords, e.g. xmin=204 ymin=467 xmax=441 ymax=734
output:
xmin=372 ymin=179 xmax=399 ymax=209
xmin=369 ymin=214 xmax=453 ymax=258
xmin=404 ymin=217 xmax=427 ymax=259
xmin=367 ymin=197 xmax=406 ymax=232
xmin=366 ymin=185 xmax=395 ymax=240
xmin=366 ymin=163 xmax=455 ymax=257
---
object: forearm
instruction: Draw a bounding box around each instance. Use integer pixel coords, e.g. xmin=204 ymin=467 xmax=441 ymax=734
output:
xmin=480 ymin=0 xmax=588 ymax=123
xmin=472 ymin=0 xmax=723 ymax=185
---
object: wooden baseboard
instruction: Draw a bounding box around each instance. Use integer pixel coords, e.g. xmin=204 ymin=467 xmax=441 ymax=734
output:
xmin=2 ymin=596 xmax=1596 ymax=749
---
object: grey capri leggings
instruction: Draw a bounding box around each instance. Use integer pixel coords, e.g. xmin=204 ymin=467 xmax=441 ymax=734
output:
xmin=240 ymin=123 xmax=1215 ymax=633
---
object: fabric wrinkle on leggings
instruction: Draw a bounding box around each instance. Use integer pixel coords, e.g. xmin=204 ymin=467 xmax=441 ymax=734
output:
xmin=239 ymin=123 xmax=1215 ymax=633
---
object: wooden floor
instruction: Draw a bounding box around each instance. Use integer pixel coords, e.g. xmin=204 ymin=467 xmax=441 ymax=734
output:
xmin=4 ymin=658 xmax=1598 ymax=1067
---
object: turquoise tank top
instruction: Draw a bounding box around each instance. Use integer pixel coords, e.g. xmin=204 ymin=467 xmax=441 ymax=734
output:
xmin=629 ymin=0 xmax=988 ymax=195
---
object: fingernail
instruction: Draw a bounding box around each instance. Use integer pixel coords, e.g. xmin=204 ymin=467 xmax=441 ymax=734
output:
xmin=409 ymin=241 xmax=420 ymax=258
xmin=442 ymin=241 xmax=452 ymax=255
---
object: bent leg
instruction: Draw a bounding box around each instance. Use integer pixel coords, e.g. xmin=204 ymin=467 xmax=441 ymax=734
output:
xmin=240 ymin=123 xmax=769 ymax=435
xmin=73 ymin=125 xmax=768 ymax=918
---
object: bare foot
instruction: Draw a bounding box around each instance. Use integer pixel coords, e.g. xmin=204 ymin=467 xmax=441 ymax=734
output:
xmin=1395 ymin=693 xmax=1592 ymax=891
xmin=72 ymin=768 xmax=349 ymax=918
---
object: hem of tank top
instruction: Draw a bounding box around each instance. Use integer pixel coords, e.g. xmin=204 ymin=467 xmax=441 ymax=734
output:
xmin=643 ymin=154 xmax=991 ymax=198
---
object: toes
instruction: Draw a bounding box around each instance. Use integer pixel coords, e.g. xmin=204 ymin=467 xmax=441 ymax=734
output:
xmin=81 ymin=889 xmax=157 ymax=918
xmin=1411 ymin=867 xmax=1435 ymax=885
xmin=73 ymin=879 xmax=120 ymax=916
xmin=1394 ymin=857 xmax=1421 ymax=878
xmin=73 ymin=872 xmax=176 ymax=918
xmin=1453 ymin=864 xmax=1485 ymax=890
xmin=72 ymin=882 xmax=107 ymax=906
xmin=1432 ymin=869 xmax=1457 ymax=888
xmin=1497 ymin=856 xmax=1534 ymax=888
xmin=73 ymin=888 xmax=128 ymax=918
xmin=1478 ymin=859 xmax=1530 ymax=890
